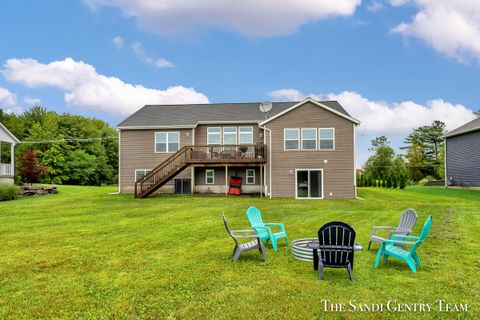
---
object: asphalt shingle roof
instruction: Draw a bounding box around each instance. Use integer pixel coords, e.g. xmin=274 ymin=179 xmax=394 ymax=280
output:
xmin=117 ymin=100 xmax=351 ymax=127
xmin=444 ymin=117 xmax=480 ymax=138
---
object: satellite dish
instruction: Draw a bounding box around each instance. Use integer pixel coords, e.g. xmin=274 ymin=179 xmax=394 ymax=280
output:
xmin=259 ymin=102 xmax=272 ymax=113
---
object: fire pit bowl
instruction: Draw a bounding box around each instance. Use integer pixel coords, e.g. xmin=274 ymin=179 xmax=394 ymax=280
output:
xmin=291 ymin=238 xmax=317 ymax=262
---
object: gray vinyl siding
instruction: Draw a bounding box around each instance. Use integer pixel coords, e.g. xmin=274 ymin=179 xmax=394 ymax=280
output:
xmin=446 ymin=130 xmax=480 ymax=187
xmin=119 ymin=129 xmax=192 ymax=193
xmin=264 ymin=101 xmax=355 ymax=199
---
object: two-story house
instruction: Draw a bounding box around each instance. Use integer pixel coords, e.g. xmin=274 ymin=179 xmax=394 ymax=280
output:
xmin=117 ymin=98 xmax=360 ymax=199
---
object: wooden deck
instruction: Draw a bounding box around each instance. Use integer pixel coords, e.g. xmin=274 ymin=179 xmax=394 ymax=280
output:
xmin=185 ymin=145 xmax=267 ymax=164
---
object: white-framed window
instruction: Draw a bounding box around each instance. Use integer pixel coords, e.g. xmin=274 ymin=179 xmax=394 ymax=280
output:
xmin=319 ymin=128 xmax=335 ymax=150
xmin=238 ymin=126 xmax=253 ymax=144
xmin=284 ymin=128 xmax=300 ymax=150
xmin=206 ymin=169 xmax=215 ymax=184
xmin=301 ymin=128 xmax=317 ymax=150
xmin=246 ymin=169 xmax=255 ymax=184
xmin=135 ymin=169 xmax=151 ymax=182
xmin=155 ymin=132 xmax=180 ymax=153
xmin=207 ymin=127 xmax=221 ymax=145
xmin=223 ymin=127 xmax=237 ymax=145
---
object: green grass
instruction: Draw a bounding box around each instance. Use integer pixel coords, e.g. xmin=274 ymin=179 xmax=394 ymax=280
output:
xmin=0 ymin=186 xmax=479 ymax=319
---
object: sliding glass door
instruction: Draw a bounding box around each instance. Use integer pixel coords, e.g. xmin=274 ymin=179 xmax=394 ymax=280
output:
xmin=296 ymin=169 xmax=323 ymax=199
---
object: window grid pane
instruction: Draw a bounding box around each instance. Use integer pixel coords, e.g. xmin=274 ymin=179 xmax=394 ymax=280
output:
xmin=284 ymin=129 xmax=299 ymax=150
xmin=319 ymin=128 xmax=335 ymax=150
xmin=301 ymin=128 xmax=317 ymax=150
xmin=246 ymin=169 xmax=255 ymax=184
xmin=223 ymin=127 xmax=237 ymax=145
xmin=206 ymin=170 xmax=215 ymax=184
xmin=156 ymin=132 xmax=180 ymax=152
xmin=239 ymin=127 xmax=253 ymax=144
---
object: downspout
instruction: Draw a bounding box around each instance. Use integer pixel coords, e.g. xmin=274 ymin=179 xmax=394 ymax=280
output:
xmin=117 ymin=129 xmax=121 ymax=194
xmin=353 ymin=123 xmax=357 ymax=198
xmin=259 ymin=125 xmax=272 ymax=198
xmin=444 ymin=139 xmax=447 ymax=188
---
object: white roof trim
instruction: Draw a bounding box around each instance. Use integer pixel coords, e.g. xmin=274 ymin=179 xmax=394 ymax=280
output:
xmin=118 ymin=120 xmax=261 ymax=130
xmin=443 ymin=126 xmax=480 ymax=138
xmin=259 ymin=97 xmax=360 ymax=126
xmin=0 ymin=122 xmax=21 ymax=144
xmin=117 ymin=125 xmax=197 ymax=130
xmin=197 ymin=120 xmax=259 ymax=124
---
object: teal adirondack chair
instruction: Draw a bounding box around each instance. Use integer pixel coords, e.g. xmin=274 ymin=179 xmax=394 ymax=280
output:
xmin=246 ymin=206 xmax=288 ymax=251
xmin=375 ymin=215 xmax=432 ymax=272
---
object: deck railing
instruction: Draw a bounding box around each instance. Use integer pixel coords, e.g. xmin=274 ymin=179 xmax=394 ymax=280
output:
xmin=185 ymin=144 xmax=266 ymax=163
xmin=134 ymin=144 xmax=267 ymax=198
xmin=0 ymin=163 xmax=14 ymax=176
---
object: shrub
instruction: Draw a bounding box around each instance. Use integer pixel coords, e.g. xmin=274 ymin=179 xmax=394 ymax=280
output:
xmin=0 ymin=184 xmax=18 ymax=201
xmin=399 ymin=175 xmax=407 ymax=189
xmin=419 ymin=178 xmax=429 ymax=186
xmin=386 ymin=175 xmax=392 ymax=188
xmin=392 ymin=176 xmax=398 ymax=188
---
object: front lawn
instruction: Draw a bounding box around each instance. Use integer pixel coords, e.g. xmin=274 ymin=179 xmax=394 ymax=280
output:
xmin=0 ymin=186 xmax=478 ymax=319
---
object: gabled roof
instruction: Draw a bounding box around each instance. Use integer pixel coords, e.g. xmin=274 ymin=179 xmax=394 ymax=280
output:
xmin=117 ymin=98 xmax=357 ymax=128
xmin=259 ymin=98 xmax=360 ymax=125
xmin=444 ymin=117 xmax=480 ymax=138
xmin=0 ymin=122 xmax=21 ymax=144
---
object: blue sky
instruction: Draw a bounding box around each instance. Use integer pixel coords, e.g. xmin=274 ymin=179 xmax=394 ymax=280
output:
xmin=0 ymin=0 xmax=478 ymax=165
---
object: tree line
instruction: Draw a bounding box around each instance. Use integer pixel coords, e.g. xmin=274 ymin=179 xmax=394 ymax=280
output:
xmin=0 ymin=107 xmax=118 ymax=185
xmin=358 ymin=120 xmax=447 ymax=188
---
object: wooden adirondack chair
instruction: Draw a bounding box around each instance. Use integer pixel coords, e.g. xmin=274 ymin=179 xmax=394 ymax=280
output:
xmin=375 ymin=215 xmax=432 ymax=272
xmin=246 ymin=206 xmax=288 ymax=251
xmin=368 ymin=208 xmax=418 ymax=250
xmin=222 ymin=213 xmax=267 ymax=263
xmin=315 ymin=221 xmax=356 ymax=281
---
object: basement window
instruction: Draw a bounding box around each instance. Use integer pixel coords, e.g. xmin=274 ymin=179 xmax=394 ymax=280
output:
xmin=246 ymin=169 xmax=255 ymax=184
xmin=206 ymin=169 xmax=215 ymax=184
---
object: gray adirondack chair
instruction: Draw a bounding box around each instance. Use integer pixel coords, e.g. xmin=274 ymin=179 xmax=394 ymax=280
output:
xmin=368 ymin=208 xmax=418 ymax=250
xmin=222 ymin=213 xmax=268 ymax=263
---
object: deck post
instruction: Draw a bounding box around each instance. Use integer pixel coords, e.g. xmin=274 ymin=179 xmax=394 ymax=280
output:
xmin=260 ymin=164 xmax=263 ymax=198
xmin=191 ymin=165 xmax=195 ymax=195
xmin=225 ymin=165 xmax=228 ymax=196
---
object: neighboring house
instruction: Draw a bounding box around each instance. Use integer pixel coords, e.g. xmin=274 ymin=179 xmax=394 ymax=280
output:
xmin=444 ymin=117 xmax=480 ymax=187
xmin=0 ymin=122 xmax=20 ymax=184
xmin=117 ymin=98 xmax=360 ymax=199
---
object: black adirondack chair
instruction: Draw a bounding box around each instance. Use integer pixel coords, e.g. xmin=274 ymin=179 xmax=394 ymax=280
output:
xmin=315 ymin=221 xmax=356 ymax=281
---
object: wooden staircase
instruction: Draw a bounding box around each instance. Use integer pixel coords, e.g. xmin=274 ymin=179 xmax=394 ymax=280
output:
xmin=135 ymin=146 xmax=190 ymax=198
xmin=134 ymin=144 xmax=267 ymax=198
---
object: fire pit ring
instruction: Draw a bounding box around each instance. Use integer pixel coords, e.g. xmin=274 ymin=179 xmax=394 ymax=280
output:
xmin=291 ymin=238 xmax=317 ymax=262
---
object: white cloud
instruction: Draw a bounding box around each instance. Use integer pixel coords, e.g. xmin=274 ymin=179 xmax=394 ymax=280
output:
xmin=113 ymin=35 xmax=124 ymax=48
xmin=268 ymin=89 xmax=319 ymax=102
xmin=389 ymin=0 xmax=409 ymax=6
xmin=2 ymin=58 xmax=208 ymax=117
xmin=390 ymin=0 xmax=480 ymax=62
xmin=132 ymin=42 xmax=175 ymax=68
xmin=0 ymin=87 xmax=17 ymax=106
xmin=0 ymin=87 xmax=22 ymax=114
xmin=83 ymin=0 xmax=361 ymax=37
xmin=368 ymin=1 xmax=384 ymax=12
xmin=268 ymin=89 xmax=476 ymax=134
xmin=24 ymin=96 xmax=42 ymax=105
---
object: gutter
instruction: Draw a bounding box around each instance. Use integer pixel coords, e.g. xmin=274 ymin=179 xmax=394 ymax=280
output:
xmin=259 ymin=125 xmax=272 ymax=199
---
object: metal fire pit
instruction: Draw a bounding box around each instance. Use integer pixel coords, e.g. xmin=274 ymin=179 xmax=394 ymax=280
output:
xmin=291 ymin=238 xmax=317 ymax=262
